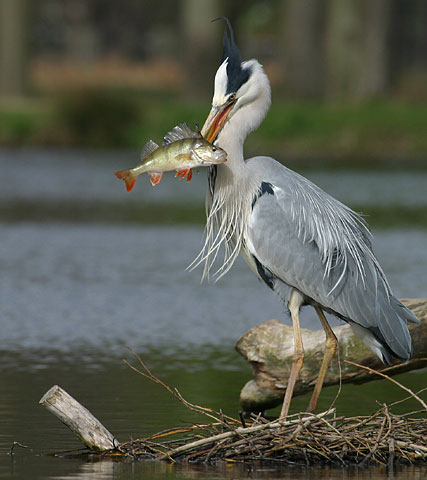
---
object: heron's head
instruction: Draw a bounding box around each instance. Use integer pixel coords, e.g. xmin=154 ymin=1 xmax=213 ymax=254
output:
xmin=202 ymin=18 xmax=271 ymax=144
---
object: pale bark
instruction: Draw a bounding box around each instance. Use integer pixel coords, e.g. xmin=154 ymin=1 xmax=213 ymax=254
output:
xmin=236 ymin=298 xmax=427 ymax=412
xmin=40 ymin=385 xmax=117 ymax=451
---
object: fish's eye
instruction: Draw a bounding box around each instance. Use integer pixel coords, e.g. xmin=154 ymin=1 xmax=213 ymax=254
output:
xmin=212 ymin=146 xmax=217 ymax=151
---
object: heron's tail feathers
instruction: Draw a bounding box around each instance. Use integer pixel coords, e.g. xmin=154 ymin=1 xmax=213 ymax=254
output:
xmin=398 ymin=300 xmax=421 ymax=324
xmin=372 ymin=296 xmax=419 ymax=364
xmin=115 ymin=169 xmax=137 ymax=192
xmin=350 ymin=295 xmax=419 ymax=366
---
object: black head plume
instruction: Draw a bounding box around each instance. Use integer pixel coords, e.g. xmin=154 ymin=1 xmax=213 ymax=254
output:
xmin=212 ymin=17 xmax=250 ymax=95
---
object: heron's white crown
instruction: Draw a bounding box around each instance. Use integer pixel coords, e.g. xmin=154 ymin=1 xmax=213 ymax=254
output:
xmin=212 ymin=59 xmax=229 ymax=106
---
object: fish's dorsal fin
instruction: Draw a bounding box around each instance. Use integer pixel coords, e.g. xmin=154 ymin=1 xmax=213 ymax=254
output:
xmin=162 ymin=123 xmax=200 ymax=146
xmin=140 ymin=140 xmax=159 ymax=160
xmin=194 ymin=123 xmax=203 ymax=138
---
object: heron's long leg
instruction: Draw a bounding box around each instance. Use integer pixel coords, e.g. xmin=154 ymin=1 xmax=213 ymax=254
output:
xmin=307 ymin=306 xmax=338 ymax=413
xmin=280 ymin=291 xmax=305 ymax=419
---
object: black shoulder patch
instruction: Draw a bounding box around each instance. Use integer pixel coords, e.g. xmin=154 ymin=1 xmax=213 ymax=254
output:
xmin=251 ymin=182 xmax=274 ymax=209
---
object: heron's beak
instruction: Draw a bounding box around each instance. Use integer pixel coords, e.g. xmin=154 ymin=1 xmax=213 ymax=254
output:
xmin=201 ymin=100 xmax=235 ymax=144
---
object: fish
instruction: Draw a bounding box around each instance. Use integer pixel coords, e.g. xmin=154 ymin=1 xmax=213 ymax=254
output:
xmin=114 ymin=123 xmax=227 ymax=191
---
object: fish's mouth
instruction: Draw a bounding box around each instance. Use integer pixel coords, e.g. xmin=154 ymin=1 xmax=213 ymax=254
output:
xmin=201 ymin=100 xmax=236 ymax=144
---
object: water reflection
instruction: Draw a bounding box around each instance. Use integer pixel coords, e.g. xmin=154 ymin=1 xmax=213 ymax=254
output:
xmin=48 ymin=460 xmax=427 ymax=480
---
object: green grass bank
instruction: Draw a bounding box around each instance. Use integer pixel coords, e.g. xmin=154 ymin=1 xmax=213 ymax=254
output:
xmin=1 ymin=92 xmax=426 ymax=169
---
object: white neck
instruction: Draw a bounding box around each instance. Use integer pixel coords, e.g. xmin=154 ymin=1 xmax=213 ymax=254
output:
xmin=192 ymin=59 xmax=271 ymax=279
xmin=216 ymin=60 xmax=271 ymax=175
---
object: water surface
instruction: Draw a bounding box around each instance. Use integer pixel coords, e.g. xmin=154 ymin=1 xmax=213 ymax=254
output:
xmin=1 ymin=149 xmax=426 ymax=479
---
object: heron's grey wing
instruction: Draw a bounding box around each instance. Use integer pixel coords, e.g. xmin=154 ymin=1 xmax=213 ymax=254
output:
xmin=247 ymin=178 xmax=417 ymax=361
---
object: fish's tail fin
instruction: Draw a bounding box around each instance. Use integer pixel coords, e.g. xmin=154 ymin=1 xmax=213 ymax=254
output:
xmin=114 ymin=169 xmax=137 ymax=192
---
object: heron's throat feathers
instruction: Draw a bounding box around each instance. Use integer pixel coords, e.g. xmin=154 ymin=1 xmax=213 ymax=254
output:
xmin=191 ymin=171 xmax=258 ymax=280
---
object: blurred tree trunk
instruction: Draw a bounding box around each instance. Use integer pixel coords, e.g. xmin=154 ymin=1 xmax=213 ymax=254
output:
xmin=389 ymin=0 xmax=427 ymax=89
xmin=180 ymin=0 xmax=221 ymax=98
xmin=325 ymin=0 xmax=390 ymax=99
xmin=279 ymin=0 xmax=325 ymax=98
xmin=0 ymin=0 xmax=29 ymax=96
xmin=359 ymin=0 xmax=390 ymax=97
xmin=64 ymin=0 xmax=99 ymax=65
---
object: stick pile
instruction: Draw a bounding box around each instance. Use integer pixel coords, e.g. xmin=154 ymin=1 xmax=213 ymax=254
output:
xmin=97 ymin=351 xmax=427 ymax=466
xmin=107 ymin=407 xmax=426 ymax=466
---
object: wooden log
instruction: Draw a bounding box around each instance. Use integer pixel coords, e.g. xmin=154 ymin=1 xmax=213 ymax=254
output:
xmin=236 ymin=298 xmax=427 ymax=412
xmin=39 ymin=385 xmax=118 ymax=451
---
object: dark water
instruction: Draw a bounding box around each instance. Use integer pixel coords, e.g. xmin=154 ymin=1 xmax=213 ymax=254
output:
xmin=1 ymin=149 xmax=426 ymax=479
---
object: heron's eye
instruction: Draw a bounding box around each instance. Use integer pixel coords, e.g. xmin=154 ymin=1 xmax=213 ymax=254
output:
xmin=229 ymin=93 xmax=236 ymax=102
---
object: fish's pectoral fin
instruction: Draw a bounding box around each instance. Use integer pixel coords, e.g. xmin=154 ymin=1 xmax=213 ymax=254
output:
xmin=175 ymin=168 xmax=190 ymax=180
xmin=148 ymin=172 xmax=163 ymax=186
xmin=186 ymin=169 xmax=193 ymax=182
xmin=114 ymin=169 xmax=137 ymax=192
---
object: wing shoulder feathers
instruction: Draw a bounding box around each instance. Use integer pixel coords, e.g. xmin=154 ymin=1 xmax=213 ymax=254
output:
xmin=248 ymin=162 xmax=391 ymax=304
xmin=269 ymin=168 xmax=390 ymax=295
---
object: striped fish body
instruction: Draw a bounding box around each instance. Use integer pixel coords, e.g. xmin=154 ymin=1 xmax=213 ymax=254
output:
xmin=115 ymin=123 xmax=227 ymax=190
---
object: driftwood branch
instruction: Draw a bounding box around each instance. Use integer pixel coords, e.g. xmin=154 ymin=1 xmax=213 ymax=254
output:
xmin=236 ymin=298 xmax=427 ymax=412
xmin=39 ymin=385 xmax=118 ymax=451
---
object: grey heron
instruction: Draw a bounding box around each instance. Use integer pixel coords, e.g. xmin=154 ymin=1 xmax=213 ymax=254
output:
xmin=195 ymin=19 xmax=420 ymax=418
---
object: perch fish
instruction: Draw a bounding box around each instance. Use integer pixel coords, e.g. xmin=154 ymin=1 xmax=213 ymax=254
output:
xmin=115 ymin=123 xmax=227 ymax=190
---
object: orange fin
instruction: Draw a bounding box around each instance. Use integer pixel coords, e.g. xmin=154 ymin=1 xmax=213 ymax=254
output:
xmin=175 ymin=168 xmax=190 ymax=180
xmin=149 ymin=172 xmax=163 ymax=186
xmin=186 ymin=169 xmax=193 ymax=182
xmin=114 ymin=169 xmax=137 ymax=192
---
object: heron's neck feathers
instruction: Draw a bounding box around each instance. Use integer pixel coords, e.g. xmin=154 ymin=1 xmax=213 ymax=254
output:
xmin=190 ymin=160 xmax=260 ymax=280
